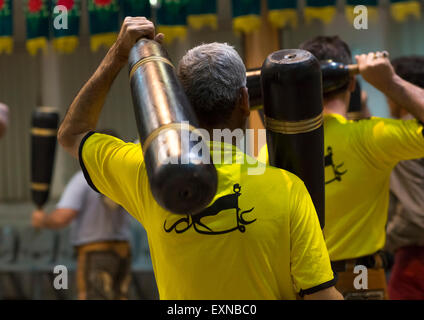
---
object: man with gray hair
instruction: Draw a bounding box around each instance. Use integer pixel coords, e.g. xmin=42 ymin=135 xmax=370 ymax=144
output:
xmin=57 ymin=17 xmax=342 ymax=300
xmin=178 ymin=42 xmax=248 ymax=130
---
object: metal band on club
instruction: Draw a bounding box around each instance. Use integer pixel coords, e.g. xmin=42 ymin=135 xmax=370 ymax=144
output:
xmin=31 ymin=127 xmax=58 ymax=137
xmin=37 ymin=106 xmax=60 ymax=114
xmin=129 ymin=56 xmax=175 ymax=80
xmin=265 ymin=113 xmax=324 ymax=135
xmin=31 ymin=182 xmax=50 ymax=192
xmin=141 ymin=122 xmax=198 ymax=156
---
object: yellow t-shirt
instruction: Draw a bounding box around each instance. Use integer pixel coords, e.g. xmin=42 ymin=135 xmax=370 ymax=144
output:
xmin=80 ymin=132 xmax=334 ymax=300
xmin=259 ymin=113 xmax=424 ymax=261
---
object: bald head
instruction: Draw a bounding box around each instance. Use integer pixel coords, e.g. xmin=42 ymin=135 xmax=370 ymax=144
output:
xmin=0 ymin=103 xmax=9 ymax=139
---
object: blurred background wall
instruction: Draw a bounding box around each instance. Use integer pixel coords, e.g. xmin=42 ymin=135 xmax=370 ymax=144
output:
xmin=0 ymin=0 xmax=423 ymax=300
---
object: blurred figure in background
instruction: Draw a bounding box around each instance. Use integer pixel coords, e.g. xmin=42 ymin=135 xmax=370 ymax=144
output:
xmin=385 ymin=56 xmax=424 ymax=300
xmin=32 ymin=130 xmax=133 ymax=300
xmin=0 ymin=102 xmax=9 ymax=139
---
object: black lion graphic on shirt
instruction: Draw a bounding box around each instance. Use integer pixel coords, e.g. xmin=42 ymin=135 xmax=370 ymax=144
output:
xmin=325 ymin=146 xmax=347 ymax=184
xmin=163 ymin=184 xmax=256 ymax=235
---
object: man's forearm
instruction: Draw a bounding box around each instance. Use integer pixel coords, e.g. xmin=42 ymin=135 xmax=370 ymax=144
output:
xmin=40 ymin=210 xmax=78 ymax=229
xmin=304 ymin=287 xmax=344 ymax=300
xmin=383 ymin=75 xmax=424 ymax=123
xmin=42 ymin=214 xmax=66 ymax=229
xmin=58 ymin=44 xmax=126 ymax=157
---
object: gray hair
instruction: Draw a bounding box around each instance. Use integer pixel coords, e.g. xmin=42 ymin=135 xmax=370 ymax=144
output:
xmin=177 ymin=43 xmax=247 ymax=126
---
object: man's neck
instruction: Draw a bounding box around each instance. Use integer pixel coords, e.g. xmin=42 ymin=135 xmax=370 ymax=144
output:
xmin=323 ymin=97 xmax=348 ymax=118
xmin=201 ymin=125 xmax=245 ymax=147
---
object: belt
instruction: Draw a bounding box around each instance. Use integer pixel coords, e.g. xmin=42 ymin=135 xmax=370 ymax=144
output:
xmin=331 ymin=251 xmax=390 ymax=273
xmin=75 ymin=240 xmax=131 ymax=259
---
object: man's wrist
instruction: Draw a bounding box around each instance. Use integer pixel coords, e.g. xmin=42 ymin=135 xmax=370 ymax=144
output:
xmin=381 ymin=74 xmax=403 ymax=99
xmin=107 ymin=43 xmax=129 ymax=70
xmin=40 ymin=214 xmax=48 ymax=228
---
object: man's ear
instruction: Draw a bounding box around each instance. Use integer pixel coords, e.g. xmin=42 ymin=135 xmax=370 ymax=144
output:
xmin=238 ymin=87 xmax=250 ymax=117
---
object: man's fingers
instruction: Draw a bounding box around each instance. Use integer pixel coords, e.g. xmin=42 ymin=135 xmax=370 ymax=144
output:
xmin=120 ymin=17 xmax=156 ymax=40
xmin=366 ymin=52 xmax=375 ymax=64
xmin=127 ymin=21 xmax=155 ymax=29
xmin=125 ymin=21 xmax=154 ymax=29
xmin=375 ymin=51 xmax=389 ymax=59
xmin=375 ymin=51 xmax=389 ymax=60
xmin=127 ymin=24 xmax=155 ymax=40
xmin=121 ymin=17 xmax=152 ymax=33
xmin=355 ymin=54 xmax=366 ymax=67
xmin=127 ymin=25 xmax=155 ymax=34
xmin=115 ymin=17 xmax=158 ymax=60
xmin=122 ymin=17 xmax=150 ymax=29
xmin=123 ymin=16 xmax=148 ymax=23
xmin=356 ymin=51 xmax=391 ymax=69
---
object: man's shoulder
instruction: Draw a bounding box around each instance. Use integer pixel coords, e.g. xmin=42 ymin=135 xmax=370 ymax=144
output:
xmin=68 ymin=170 xmax=89 ymax=188
xmin=82 ymin=132 xmax=143 ymax=160
xmin=347 ymin=116 xmax=410 ymax=128
xmin=348 ymin=116 xmax=424 ymax=143
xmin=326 ymin=114 xmax=376 ymax=129
xmin=246 ymin=145 xmax=307 ymax=189
xmin=325 ymin=113 xmax=391 ymax=126
xmin=252 ymin=164 xmax=306 ymax=191
xmin=325 ymin=116 xmax=400 ymax=143
xmin=263 ymin=164 xmax=300 ymax=178
xmin=84 ymin=132 xmax=127 ymax=147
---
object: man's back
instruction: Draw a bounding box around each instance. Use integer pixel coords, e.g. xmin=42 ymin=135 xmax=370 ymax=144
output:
xmin=323 ymin=113 xmax=424 ymax=261
xmin=80 ymin=133 xmax=335 ymax=299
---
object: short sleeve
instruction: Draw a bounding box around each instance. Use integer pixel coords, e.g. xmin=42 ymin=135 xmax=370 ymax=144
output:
xmin=56 ymin=171 xmax=88 ymax=212
xmin=361 ymin=118 xmax=424 ymax=168
xmin=79 ymin=132 xmax=149 ymax=223
xmin=289 ymin=179 xmax=336 ymax=296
